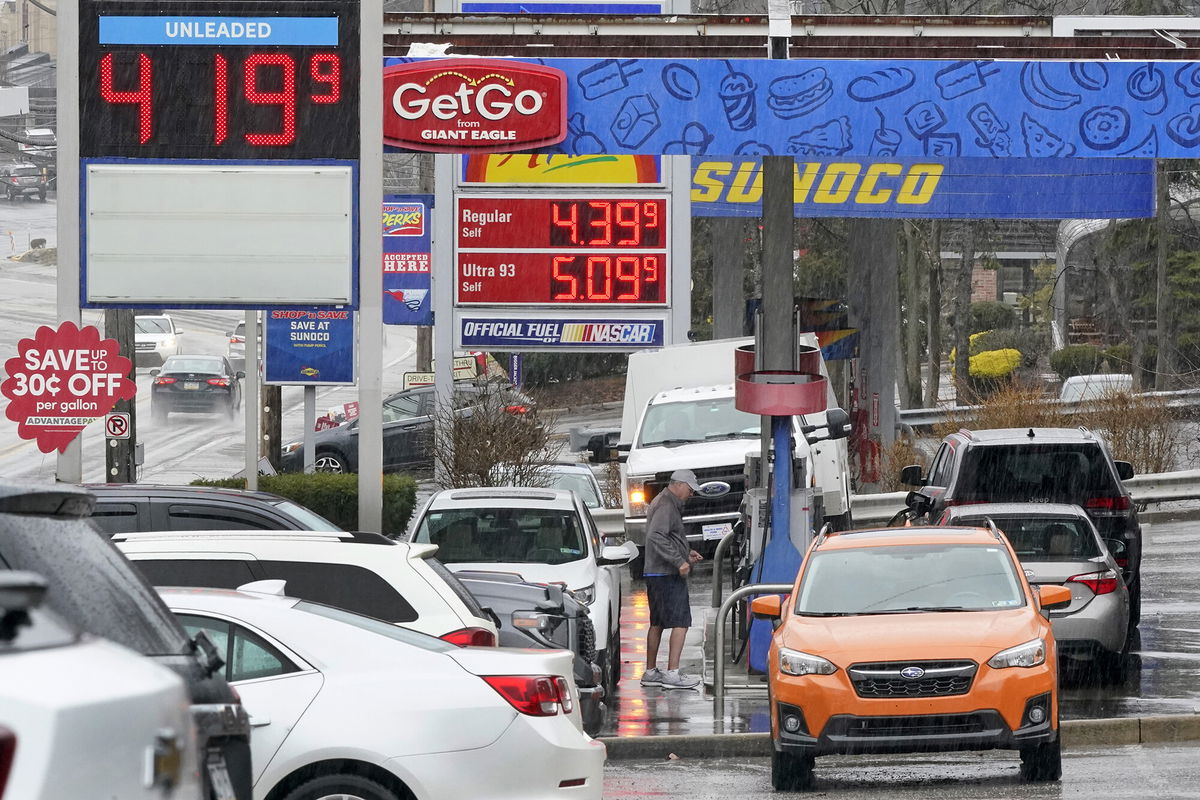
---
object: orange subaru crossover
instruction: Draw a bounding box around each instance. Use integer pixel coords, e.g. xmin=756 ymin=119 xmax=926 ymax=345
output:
xmin=752 ymin=525 xmax=1073 ymax=791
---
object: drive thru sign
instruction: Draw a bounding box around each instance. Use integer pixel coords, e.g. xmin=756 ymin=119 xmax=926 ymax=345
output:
xmin=1 ymin=322 xmax=137 ymax=453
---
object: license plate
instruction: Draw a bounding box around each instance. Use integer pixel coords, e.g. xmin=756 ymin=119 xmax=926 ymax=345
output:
xmin=183 ymin=381 xmax=200 ymax=390
xmin=702 ymin=522 xmax=733 ymax=541
xmin=206 ymin=754 xmax=237 ymax=800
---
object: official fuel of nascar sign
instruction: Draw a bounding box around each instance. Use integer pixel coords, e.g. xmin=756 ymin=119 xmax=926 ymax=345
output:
xmin=451 ymin=191 xmax=674 ymax=350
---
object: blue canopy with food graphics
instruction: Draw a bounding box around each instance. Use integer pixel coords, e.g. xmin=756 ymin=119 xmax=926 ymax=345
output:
xmin=383 ymin=57 xmax=1200 ymax=159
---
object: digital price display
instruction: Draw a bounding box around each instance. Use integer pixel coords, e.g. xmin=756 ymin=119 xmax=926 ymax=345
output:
xmin=78 ymin=0 xmax=360 ymax=160
xmin=456 ymin=196 xmax=669 ymax=306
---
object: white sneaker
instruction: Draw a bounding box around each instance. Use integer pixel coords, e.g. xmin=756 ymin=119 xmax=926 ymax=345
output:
xmin=640 ymin=667 xmax=665 ymax=686
xmin=661 ymin=669 xmax=701 ymax=690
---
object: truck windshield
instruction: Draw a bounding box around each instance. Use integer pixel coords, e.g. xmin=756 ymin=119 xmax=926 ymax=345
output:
xmin=638 ymin=397 xmax=760 ymax=447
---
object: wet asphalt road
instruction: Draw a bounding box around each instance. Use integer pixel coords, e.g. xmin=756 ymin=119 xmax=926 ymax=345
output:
xmin=601 ymin=513 xmax=1200 ymax=740
xmin=602 ymin=744 xmax=1200 ymax=799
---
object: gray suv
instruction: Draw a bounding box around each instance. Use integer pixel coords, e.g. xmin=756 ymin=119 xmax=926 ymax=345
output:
xmin=901 ymin=427 xmax=1143 ymax=625
xmin=0 ymin=162 xmax=48 ymax=201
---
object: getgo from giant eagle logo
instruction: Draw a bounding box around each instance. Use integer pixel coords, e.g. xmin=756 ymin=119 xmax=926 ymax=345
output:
xmin=383 ymin=59 xmax=568 ymax=154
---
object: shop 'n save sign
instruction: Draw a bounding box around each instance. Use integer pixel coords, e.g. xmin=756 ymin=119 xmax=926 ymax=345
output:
xmin=383 ymin=59 xmax=568 ymax=153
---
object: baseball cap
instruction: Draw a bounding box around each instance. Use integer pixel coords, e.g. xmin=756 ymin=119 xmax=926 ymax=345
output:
xmin=670 ymin=469 xmax=702 ymax=492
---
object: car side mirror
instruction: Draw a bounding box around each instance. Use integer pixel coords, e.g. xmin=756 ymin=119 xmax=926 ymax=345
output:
xmin=750 ymin=594 xmax=783 ymax=620
xmin=1103 ymin=537 xmax=1127 ymax=559
xmin=904 ymin=490 xmax=932 ymax=517
xmin=824 ymin=408 xmax=851 ymax=440
xmin=1115 ymin=460 xmax=1134 ymax=481
xmin=599 ymin=544 xmax=636 ymax=566
xmin=175 ymin=327 xmax=184 ymax=335
xmin=235 ymin=371 xmax=246 ymax=379
xmin=586 ymin=431 xmax=621 ymax=464
xmin=900 ymin=464 xmax=924 ymax=486
xmin=1037 ymin=584 xmax=1072 ymax=612
xmin=190 ymin=629 xmax=225 ymax=678
xmin=149 ymin=368 xmax=160 ymax=377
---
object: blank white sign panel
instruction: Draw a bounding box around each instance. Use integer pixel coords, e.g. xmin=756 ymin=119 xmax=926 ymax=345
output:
xmin=85 ymin=163 xmax=354 ymax=305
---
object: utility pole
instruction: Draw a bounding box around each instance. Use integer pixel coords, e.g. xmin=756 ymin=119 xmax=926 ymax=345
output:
xmin=104 ymin=309 xmax=136 ymax=482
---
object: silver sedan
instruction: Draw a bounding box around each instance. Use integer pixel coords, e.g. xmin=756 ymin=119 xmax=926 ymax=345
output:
xmin=938 ymin=502 xmax=1130 ymax=679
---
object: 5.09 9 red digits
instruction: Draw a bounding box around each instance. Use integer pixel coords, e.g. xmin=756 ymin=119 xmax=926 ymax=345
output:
xmin=99 ymin=52 xmax=341 ymax=146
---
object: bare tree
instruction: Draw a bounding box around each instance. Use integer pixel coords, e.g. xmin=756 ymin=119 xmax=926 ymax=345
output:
xmin=428 ymin=381 xmax=563 ymax=489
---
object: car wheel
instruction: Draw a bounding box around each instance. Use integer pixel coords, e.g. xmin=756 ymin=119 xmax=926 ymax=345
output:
xmin=1127 ymin=581 xmax=1141 ymax=628
xmin=1019 ymin=737 xmax=1062 ymax=782
xmin=605 ymin=625 xmax=622 ymax=694
xmin=313 ymin=451 xmax=349 ymax=473
xmin=280 ymin=773 xmax=400 ymax=800
xmin=771 ymin=747 xmax=815 ymax=791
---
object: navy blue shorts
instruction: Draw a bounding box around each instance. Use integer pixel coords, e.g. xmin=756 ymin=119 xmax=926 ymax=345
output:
xmin=646 ymin=574 xmax=692 ymax=629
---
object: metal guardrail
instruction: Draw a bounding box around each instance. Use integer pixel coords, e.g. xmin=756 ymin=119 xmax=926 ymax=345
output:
xmin=849 ymin=469 xmax=1200 ymax=525
xmin=712 ymin=582 xmax=794 ymax=711
xmin=897 ymin=388 xmax=1200 ymax=429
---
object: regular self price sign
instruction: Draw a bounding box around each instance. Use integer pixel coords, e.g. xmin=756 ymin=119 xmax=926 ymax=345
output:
xmin=456 ymin=195 xmax=670 ymax=306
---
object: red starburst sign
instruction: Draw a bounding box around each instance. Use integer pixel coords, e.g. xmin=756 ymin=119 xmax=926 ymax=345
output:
xmin=2 ymin=322 xmax=137 ymax=453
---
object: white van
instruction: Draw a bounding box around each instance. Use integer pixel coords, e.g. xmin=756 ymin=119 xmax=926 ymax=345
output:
xmin=1059 ymin=373 xmax=1134 ymax=403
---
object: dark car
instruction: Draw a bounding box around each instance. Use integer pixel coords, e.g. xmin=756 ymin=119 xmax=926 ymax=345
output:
xmin=83 ymin=483 xmax=342 ymax=536
xmin=0 ymin=483 xmax=252 ymax=800
xmin=900 ymin=427 xmax=1143 ymax=623
xmin=279 ymin=382 xmax=533 ymax=474
xmin=151 ymin=355 xmax=244 ymax=422
xmin=455 ymin=570 xmax=605 ymax=736
xmin=0 ymin=162 xmax=48 ymax=201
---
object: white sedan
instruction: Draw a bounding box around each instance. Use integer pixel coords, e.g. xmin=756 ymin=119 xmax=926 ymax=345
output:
xmin=161 ymin=583 xmax=606 ymax=800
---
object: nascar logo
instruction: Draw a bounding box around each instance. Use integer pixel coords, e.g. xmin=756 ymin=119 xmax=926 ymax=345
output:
xmin=560 ymin=323 xmax=659 ymax=345
xmin=383 ymin=204 xmax=425 ymax=236
xmin=692 ymin=160 xmax=944 ymax=207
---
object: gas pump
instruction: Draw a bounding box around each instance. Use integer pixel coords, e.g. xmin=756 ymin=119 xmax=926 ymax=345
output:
xmin=732 ymin=341 xmax=852 ymax=673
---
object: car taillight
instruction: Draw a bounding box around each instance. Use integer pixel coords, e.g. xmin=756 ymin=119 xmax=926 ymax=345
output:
xmin=1085 ymin=496 xmax=1131 ymax=511
xmin=439 ymin=627 xmax=497 ymax=647
xmin=482 ymin=675 xmax=569 ymax=716
xmin=943 ymin=499 xmax=984 ymax=507
xmin=1067 ymin=569 xmax=1120 ymax=595
xmin=206 ymin=378 xmax=230 ymax=387
xmin=504 ymin=405 xmax=529 ymax=415
xmin=154 ymin=377 xmax=177 ymax=385
xmin=229 ymin=336 xmax=244 ymax=344
xmin=1114 ymin=556 xmax=1129 ymax=570
xmin=0 ymin=726 xmax=15 ymax=799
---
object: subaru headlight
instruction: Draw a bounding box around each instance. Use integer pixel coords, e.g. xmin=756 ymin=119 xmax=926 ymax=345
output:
xmin=779 ymin=647 xmax=837 ymax=677
xmin=572 ymin=584 xmax=595 ymax=605
xmin=988 ymin=638 xmax=1046 ymax=669
xmin=512 ymin=610 xmax=554 ymax=631
xmin=282 ymin=440 xmax=302 ymax=455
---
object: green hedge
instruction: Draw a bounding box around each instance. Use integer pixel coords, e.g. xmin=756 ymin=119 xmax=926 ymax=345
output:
xmin=970 ymin=301 xmax=1016 ymax=332
xmin=191 ymin=473 xmax=417 ymax=537
xmin=1049 ymin=344 xmax=1104 ymax=380
xmin=972 ymin=328 xmax=1047 ymax=367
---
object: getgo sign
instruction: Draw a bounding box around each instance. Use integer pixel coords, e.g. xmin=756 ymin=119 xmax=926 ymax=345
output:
xmin=1 ymin=322 xmax=136 ymax=453
xmin=383 ymin=59 xmax=567 ymax=153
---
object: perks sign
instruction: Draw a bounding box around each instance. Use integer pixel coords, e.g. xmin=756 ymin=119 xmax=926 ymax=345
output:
xmin=2 ymin=322 xmax=136 ymax=453
xmin=383 ymin=60 xmax=567 ymax=153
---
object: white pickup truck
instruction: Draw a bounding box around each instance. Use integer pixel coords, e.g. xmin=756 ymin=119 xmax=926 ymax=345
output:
xmin=609 ymin=337 xmax=853 ymax=569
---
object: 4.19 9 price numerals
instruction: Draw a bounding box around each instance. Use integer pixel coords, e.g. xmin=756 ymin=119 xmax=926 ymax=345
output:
xmin=100 ymin=51 xmax=341 ymax=146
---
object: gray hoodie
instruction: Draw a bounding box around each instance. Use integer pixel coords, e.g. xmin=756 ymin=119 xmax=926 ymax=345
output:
xmin=643 ymin=489 xmax=689 ymax=576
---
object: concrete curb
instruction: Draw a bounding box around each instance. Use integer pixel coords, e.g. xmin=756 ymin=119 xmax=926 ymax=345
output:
xmin=599 ymin=714 xmax=1200 ymax=760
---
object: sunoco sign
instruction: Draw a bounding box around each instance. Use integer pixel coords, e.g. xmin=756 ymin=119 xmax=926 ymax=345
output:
xmin=383 ymin=59 xmax=568 ymax=153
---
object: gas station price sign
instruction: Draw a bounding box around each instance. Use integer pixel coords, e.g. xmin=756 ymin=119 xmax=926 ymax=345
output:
xmin=78 ymin=0 xmax=360 ymax=160
xmin=456 ymin=195 xmax=670 ymax=306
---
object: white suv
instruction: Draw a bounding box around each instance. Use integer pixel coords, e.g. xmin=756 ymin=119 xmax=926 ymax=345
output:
xmin=113 ymin=530 xmax=499 ymax=646
xmin=1 ymin=571 xmax=202 ymax=799
xmin=407 ymin=488 xmax=637 ymax=692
